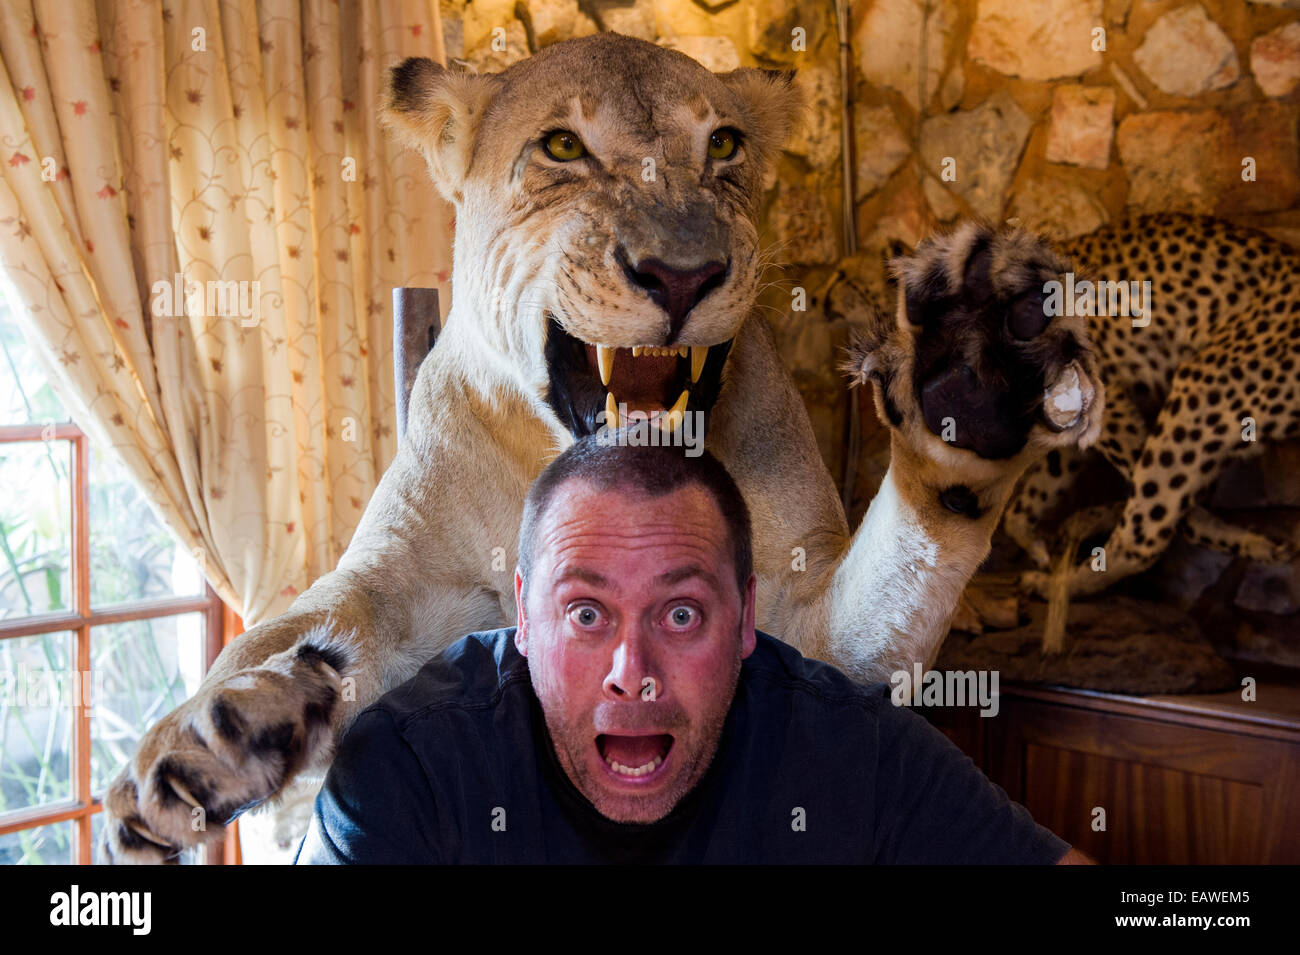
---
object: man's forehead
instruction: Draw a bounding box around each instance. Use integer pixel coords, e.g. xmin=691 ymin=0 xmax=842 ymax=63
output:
xmin=535 ymin=481 xmax=729 ymax=565
xmin=546 ymin=477 xmax=723 ymax=519
xmin=552 ymin=561 xmax=724 ymax=594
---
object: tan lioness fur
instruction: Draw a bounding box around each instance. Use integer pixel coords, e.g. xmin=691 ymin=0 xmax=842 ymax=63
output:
xmin=101 ymin=34 xmax=1101 ymax=863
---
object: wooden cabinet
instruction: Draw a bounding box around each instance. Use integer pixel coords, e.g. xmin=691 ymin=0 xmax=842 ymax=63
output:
xmin=922 ymin=682 xmax=1300 ymax=864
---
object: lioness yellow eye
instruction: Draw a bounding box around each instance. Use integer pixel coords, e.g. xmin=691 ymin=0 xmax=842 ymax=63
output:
xmin=544 ymin=130 xmax=586 ymax=161
xmin=708 ymin=128 xmax=738 ymax=160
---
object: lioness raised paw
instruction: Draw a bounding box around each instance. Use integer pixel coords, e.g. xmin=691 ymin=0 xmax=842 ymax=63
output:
xmin=843 ymin=221 xmax=1106 ymax=509
xmin=98 ymin=635 xmax=350 ymax=864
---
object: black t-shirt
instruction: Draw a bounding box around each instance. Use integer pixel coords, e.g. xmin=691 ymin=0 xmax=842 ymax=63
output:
xmin=295 ymin=629 xmax=1069 ymax=864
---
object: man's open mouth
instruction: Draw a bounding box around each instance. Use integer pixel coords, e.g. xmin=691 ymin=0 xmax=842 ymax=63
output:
xmin=596 ymin=733 xmax=675 ymax=779
xmin=544 ymin=315 xmax=733 ymax=439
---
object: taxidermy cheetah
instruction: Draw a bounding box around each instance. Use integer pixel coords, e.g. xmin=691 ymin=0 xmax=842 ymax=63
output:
xmin=1004 ymin=214 xmax=1300 ymax=596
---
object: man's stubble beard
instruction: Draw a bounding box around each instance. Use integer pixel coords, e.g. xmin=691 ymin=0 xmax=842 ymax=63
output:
xmin=534 ymin=631 xmax=745 ymax=825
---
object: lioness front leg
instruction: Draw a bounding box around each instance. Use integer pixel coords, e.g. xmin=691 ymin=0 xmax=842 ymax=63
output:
xmin=98 ymin=585 xmax=368 ymax=864
xmin=97 ymin=415 xmax=516 ymax=863
xmin=782 ymin=222 xmax=1105 ymax=681
xmin=100 ymin=568 xmax=507 ymax=863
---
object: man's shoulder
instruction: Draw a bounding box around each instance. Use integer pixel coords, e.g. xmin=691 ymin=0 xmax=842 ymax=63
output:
xmin=744 ymin=630 xmax=890 ymax=716
xmin=361 ymin=628 xmax=530 ymax=732
xmin=300 ymin=630 xmax=531 ymax=864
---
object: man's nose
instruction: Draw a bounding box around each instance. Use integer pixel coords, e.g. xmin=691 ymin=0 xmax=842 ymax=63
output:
xmin=618 ymin=251 xmax=728 ymax=341
xmin=604 ymin=627 xmax=657 ymax=699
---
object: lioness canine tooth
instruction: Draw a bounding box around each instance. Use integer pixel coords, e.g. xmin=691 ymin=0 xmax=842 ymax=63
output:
xmin=596 ymin=345 xmax=614 ymax=386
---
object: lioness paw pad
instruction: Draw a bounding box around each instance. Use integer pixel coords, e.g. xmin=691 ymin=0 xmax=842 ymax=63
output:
xmin=883 ymin=221 xmax=1105 ymax=461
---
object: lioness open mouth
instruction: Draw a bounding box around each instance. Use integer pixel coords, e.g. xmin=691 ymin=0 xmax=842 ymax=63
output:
xmin=544 ymin=314 xmax=733 ymax=439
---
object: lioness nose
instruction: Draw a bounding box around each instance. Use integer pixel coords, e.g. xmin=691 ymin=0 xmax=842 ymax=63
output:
xmin=621 ymin=254 xmax=728 ymax=338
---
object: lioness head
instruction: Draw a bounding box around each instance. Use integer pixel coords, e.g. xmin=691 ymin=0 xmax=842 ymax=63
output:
xmin=383 ymin=33 xmax=802 ymax=440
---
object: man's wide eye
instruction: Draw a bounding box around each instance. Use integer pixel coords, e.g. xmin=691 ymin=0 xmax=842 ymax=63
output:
xmin=569 ymin=605 xmax=601 ymax=627
xmin=666 ymin=605 xmax=698 ymax=629
xmin=707 ymin=128 xmax=739 ymax=160
xmin=544 ymin=130 xmax=586 ymax=161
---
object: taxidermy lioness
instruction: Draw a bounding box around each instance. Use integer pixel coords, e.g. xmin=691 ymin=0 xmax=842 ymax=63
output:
xmin=102 ymin=33 xmax=1102 ymax=862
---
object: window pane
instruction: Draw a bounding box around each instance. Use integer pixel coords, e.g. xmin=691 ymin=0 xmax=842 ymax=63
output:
xmin=0 ymin=631 xmax=74 ymax=814
xmin=0 ymin=441 xmax=72 ymax=620
xmin=91 ymin=613 xmax=205 ymax=796
xmin=0 ymin=292 xmax=71 ymax=426
xmin=90 ymin=445 xmax=205 ymax=607
xmin=0 ymin=819 xmax=75 ymax=864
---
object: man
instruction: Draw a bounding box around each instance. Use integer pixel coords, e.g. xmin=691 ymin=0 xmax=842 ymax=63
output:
xmin=297 ymin=437 xmax=1090 ymax=863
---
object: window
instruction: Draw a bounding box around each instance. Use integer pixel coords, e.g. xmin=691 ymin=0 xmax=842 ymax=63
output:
xmin=0 ymin=290 xmax=234 ymax=864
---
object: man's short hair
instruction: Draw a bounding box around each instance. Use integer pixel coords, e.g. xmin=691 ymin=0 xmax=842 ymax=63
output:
xmin=517 ymin=437 xmax=753 ymax=598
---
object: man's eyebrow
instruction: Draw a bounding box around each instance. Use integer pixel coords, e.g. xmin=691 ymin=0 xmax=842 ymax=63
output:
xmin=554 ymin=567 xmax=609 ymax=587
xmin=655 ymin=565 xmax=721 ymax=589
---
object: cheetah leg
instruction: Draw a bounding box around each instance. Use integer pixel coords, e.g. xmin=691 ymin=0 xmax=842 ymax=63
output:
xmin=1181 ymin=507 xmax=1299 ymax=563
xmin=1088 ymin=384 xmax=1148 ymax=480
xmin=1004 ymin=449 xmax=1087 ymax=568
xmin=1024 ymin=357 xmax=1267 ymax=597
xmin=1012 ymin=385 xmax=1144 ymax=580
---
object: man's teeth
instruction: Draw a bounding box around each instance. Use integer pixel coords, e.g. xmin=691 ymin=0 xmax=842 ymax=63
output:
xmin=605 ymin=753 xmax=664 ymax=777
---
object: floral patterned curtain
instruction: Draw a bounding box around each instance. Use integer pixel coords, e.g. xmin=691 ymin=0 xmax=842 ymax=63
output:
xmin=0 ymin=0 xmax=452 ymax=625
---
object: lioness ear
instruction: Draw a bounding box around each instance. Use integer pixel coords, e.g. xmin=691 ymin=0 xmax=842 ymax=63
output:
xmin=715 ymin=68 xmax=805 ymax=166
xmin=381 ymin=57 xmax=503 ymax=204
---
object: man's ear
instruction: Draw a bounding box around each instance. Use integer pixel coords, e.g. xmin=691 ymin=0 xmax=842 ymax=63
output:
xmin=381 ymin=56 xmax=504 ymax=204
xmin=513 ymin=568 xmax=529 ymax=657
xmin=739 ymin=573 xmax=757 ymax=660
xmin=715 ymin=68 xmax=804 ymax=169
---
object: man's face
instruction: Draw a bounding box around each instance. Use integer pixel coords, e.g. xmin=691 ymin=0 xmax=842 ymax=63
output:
xmin=514 ymin=480 xmax=757 ymax=824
